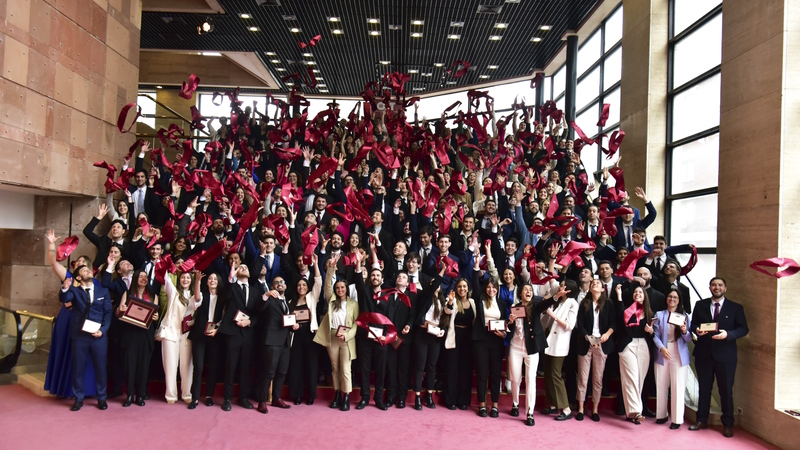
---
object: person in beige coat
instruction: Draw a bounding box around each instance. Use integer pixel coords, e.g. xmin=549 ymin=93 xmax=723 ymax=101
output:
xmin=314 ymin=256 xmax=359 ymax=411
xmin=540 ymin=279 xmax=580 ymax=421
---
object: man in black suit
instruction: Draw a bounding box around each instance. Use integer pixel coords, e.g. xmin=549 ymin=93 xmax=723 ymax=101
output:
xmin=254 ymin=275 xmax=293 ymax=414
xmin=218 ymin=256 xmax=266 ymax=411
xmin=651 ymin=259 xmax=692 ymax=314
xmin=128 ymin=162 xmax=161 ymax=221
xmin=353 ymin=255 xmax=391 ymax=410
xmin=385 ymin=271 xmax=419 ymax=408
xmin=84 ymin=204 xmax=130 ymax=268
xmin=690 ymin=277 xmax=749 ymax=438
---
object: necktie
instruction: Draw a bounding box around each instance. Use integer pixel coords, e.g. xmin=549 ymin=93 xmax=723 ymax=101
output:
xmin=655 ymin=258 xmax=662 ymax=272
xmin=422 ymin=248 xmax=428 ymax=261
xmin=84 ymin=287 xmax=92 ymax=304
xmin=506 ymin=256 xmax=511 ymax=267
xmin=241 ymin=283 xmax=249 ymax=303
xmin=713 ymin=302 xmax=720 ymax=321
xmin=136 ymin=189 xmax=145 ymax=216
xmin=410 ymin=275 xmax=415 ymax=283
xmin=267 ymin=254 xmax=273 ymax=270
xmin=281 ymin=298 xmax=288 ymax=314
xmin=626 ymin=226 xmax=632 ymax=247
xmin=590 ymin=225 xmax=597 ymax=238
xmin=316 ymin=211 xmax=322 ymax=223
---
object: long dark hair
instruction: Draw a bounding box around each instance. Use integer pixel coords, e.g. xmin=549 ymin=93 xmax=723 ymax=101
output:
xmin=333 ymin=280 xmax=348 ymax=311
xmin=482 ymin=278 xmax=498 ymax=309
xmin=633 ymin=286 xmax=654 ymax=323
xmin=583 ymin=279 xmax=608 ymax=313
xmin=666 ymin=286 xmax=685 ymax=314
xmin=128 ymin=269 xmax=154 ymax=302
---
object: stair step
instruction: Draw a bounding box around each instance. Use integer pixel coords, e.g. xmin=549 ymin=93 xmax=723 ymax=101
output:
xmin=17 ymin=373 xmax=54 ymax=398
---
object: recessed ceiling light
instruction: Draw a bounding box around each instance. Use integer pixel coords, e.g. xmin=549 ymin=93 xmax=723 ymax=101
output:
xmin=319 ymin=90 xmax=329 ymax=93
xmin=370 ymin=30 xmax=381 ymax=36
xmin=302 ymin=52 xmax=313 ymax=57
xmin=380 ymin=60 xmax=391 ymax=65
xmin=412 ymin=20 xmax=424 ymax=25
xmin=531 ymin=37 xmax=542 ymax=42
xmin=328 ymin=17 xmax=340 ymax=22
xmin=409 ymin=69 xmax=419 ymax=74
xmin=306 ymin=61 xmax=316 ymax=65
xmin=282 ymin=14 xmax=297 ymax=21
xmin=368 ymin=18 xmax=380 ymax=24
xmin=266 ymin=52 xmax=275 ymax=56
xmin=446 ymin=81 xmax=457 ymax=84
xmin=389 ymin=24 xmax=402 ymax=31
xmin=156 ymin=85 xmax=163 ymax=89
xmin=312 ymin=69 xmax=320 ymax=73
xmin=450 ymin=21 xmax=464 ymax=27
xmin=421 ymin=73 xmax=432 ymax=77
xmin=271 ymin=59 xmax=280 ymax=63
xmin=494 ymin=23 xmax=508 ymax=28
xmin=276 ymin=68 xmax=286 ymax=71
xmin=489 ymin=35 xmax=502 ymax=41
xmin=434 ymin=63 xmax=444 ymax=67
xmin=540 ymin=25 xmax=552 ymax=31
xmin=316 ymin=76 xmax=323 ymax=80
xmin=332 ymin=29 xmax=343 ymax=34
xmin=411 ymin=32 xmax=422 ymax=38
xmin=479 ymin=75 xmax=489 ymax=79
xmin=202 ymin=52 xmax=221 ymax=56
xmin=240 ymin=13 xmax=251 ymax=19
xmin=448 ymin=34 xmax=461 ymax=40
xmin=413 ymin=87 xmax=425 ymax=91
xmin=290 ymin=27 xmax=301 ymax=33
xmin=317 ymin=84 xmax=327 ymax=87
xmin=249 ymin=26 xmax=260 ymax=32
xmin=488 ymin=65 xmax=498 ymax=69
xmin=505 ymin=0 xmax=521 ymax=3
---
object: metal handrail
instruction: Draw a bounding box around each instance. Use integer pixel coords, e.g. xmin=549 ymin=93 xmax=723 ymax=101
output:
xmin=140 ymin=94 xmax=211 ymax=137
xmin=17 ymin=311 xmax=54 ymax=323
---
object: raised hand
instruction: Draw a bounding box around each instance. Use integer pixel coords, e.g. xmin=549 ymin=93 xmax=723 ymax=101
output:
xmin=98 ymin=203 xmax=109 ymax=219
xmin=45 ymin=229 xmax=61 ymax=245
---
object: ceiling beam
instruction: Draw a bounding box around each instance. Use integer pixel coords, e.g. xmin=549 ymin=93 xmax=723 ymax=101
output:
xmin=138 ymin=50 xmax=281 ymax=89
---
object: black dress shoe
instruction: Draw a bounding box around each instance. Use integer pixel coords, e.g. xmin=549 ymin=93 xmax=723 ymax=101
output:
xmin=188 ymin=400 xmax=198 ymax=409
xmin=689 ymin=422 xmax=708 ymax=431
xmin=592 ymin=413 xmax=600 ymax=422
xmin=457 ymin=404 xmax=468 ymax=410
xmin=271 ymin=399 xmax=290 ymax=409
xmin=723 ymin=426 xmax=734 ymax=438
xmin=396 ymin=399 xmax=406 ymax=409
xmin=541 ymin=406 xmax=558 ymax=415
xmin=643 ymin=407 xmax=656 ymax=418
xmin=489 ymin=407 xmax=499 ymax=418
xmin=656 ymin=418 xmax=669 ymax=425
xmin=414 ymin=395 xmax=423 ymax=410
xmin=356 ymin=398 xmax=369 ymax=410
xmin=576 ymin=412 xmax=584 ymax=421
xmin=70 ymin=400 xmax=83 ymax=411
xmin=526 ymin=415 xmax=535 ymax=426
xmin=97 ymin=400 xmax=108 ymax=410
xmin=376 ymin=400 xmax=388 ymax=411
xmin=424 ymin=393 xmax=436 ymax=409
xmin=142 ymin=393 xmax=151 ymax=400
xmin=307 ymin=399 xmax=314 ymax=405
xmin=204 ymin=397 xmax=214 ymax=407
xmin=478 ymin=406 xmax=488 ymax=417
xmin=340 ymin=394 xmax=350 ymax=411
xmin=510 ymin=405 xmax=519 ymax=417
xmin=257 ymin=402 xmax=269 ymax=414
xmin=134 ymin=396 xmax=146 ymax=407
xmin=555 ymin=411 xmax=573 ymax=421
xmin=670 ymin=423 xmax=681 ymax=430
xmin=238 ymin=399 xmax=254 ymax=410
xmin=294 ymin=398 xmax=302 ymax=405
xmin=122 ymin=396 xmax=133 ymax=407
xmin=447 ymin=404 xmax=457 ymax=410
xmin=222 ymin=399 xmax=232 ymax=411
xmin=330 ymin=391 xmax=341 ymax=409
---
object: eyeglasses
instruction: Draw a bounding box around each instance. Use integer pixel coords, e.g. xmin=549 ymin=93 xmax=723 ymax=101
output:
xmin=272 ymin=280 xmax=286 ymax=286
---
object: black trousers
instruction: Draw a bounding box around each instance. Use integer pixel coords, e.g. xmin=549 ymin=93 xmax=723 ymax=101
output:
xmin=412 ymin=330 xmax=442 ymax=392
xmin=223 ymin=334 xmax=252 ymax=401
xmin=386 ymin=336 xmax=412 ymax=402
xmin=257 ymin=344 xmax=291 ymax=403
xmin=289 ymin=326 xmax=319 ymax=400
xmin=473 ymin=334 xmax=504 ymax=404
xmin=190 ymin=337 xmax=222 ymax=400
xmin=696 ymin=358 xmax=737 ymax=427
xmin=563 ymin=340 xmax=578 ymax=406
xmin=444 ymin=327 xmax=473 ymax=406
xmin=122 ymin=331 xmax=152 ymax=398
xmin=106 ymin=319 xmax=124 ymax=393
xmin=357 ymin=336 xmax=387 ymax=401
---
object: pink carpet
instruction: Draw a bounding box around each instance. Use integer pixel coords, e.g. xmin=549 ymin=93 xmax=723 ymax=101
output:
xmin=0 ymin=384 xmax=777 ymax=449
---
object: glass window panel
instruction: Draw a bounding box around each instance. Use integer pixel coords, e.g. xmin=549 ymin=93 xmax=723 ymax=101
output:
xmin=577 ymin=67 xmax=601 ymax=109
xmin=674 ymin=253 xmax=716 ymax=307
xmin=543 ymin=77 xmax=552 ymax=101
xmin=580 ymin=143 xmax=599 ymax=177
xmin=601 ymin=127 xmax=620 ymax=169
xmin=575 ymin=103 xmax=599 ymax=139
xmin=335 ymin=99 xmax=360 ymax=116
xmin=417 ymin=91 xmax=468 ymax=120
xmin=604 ymin=7 xmax=623 ymax=52
xmin=553 ymin=66 xmax=566 ymax=100
xmin=603 ymin=47 xmax=622 ymax=90
xmin=577 ymin=31 xmax=602 ymax=76
xmin=674 ymin=0 xmax=721 ymax=36
xmin=671 ymin=73 xmax=720 ymax=141
xmin=670 ymin=133 xmax=719 ymax=194
xmin=669 ymin=193 xmax=718 ymax=247
xmin=603 ymin=88 xmax=621 ymax=128
xmin=137 ymin=93 xmax=156 ymax=130
xmin=488 ymin=80 xmax=533 ymax=111
xmin=198 ymin=94 xmax=272 ymax=132
xmin=673 ymin=14 xmax=722 ymax=88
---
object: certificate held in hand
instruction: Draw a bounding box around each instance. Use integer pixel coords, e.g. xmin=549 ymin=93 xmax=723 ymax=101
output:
xmin=234 ymin=310 xmax=250 ymax=323
xmin=283 ymin=314 xmax=297 ymax=327
xmin=295 ymin=308 xmax=311 ymax=323
xmin=336 ymin=325 xmax=350 ymax=338
xmin=82 ymin=319 xmax=101 ymax=334
xmin=488 ymin=320 xmax=505 ymax=332
xmin=668 ymin=312 xmax=686 ymax=327
xmin=698 ymin=322 xmax=718 ymax=332
xmin=204 ymin=322 xmax=219 ymax=335
xmin=120 ymin=298 xmax=157 ymax=329
xmin=510 ymin=305 xmax=527 ymax=318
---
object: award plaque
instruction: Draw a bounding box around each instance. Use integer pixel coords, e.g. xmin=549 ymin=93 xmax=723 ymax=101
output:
xmin=587 ymin=336 xmax=601 ymax=347
xmin=204 ymin=322 xmax=219 ymax=335
xmin=668 ymin=312 xmax=686 ymax=327
xmin=369 ymin=326 xmax=385 ymax=340
xmin=510 ymin=305 xmax=527 ymax=319
xmin=234 ymin=310 xmax=250 ymax=323
xmin=698 ymin=322 xmax=718 ymax=332
xmin=120 ymin=298 xmax=157 ymax=329
xmin=283 ymin=314 xmax=297 ymax=327
xmin=181 ymin=315 xmax=193 ymax=334
xmin=488 ymin=320 xmax=505 ymax=332
xmin=336 ymin=325 xmax=350 ymax=337
xmin=390 ymin=336 xmax=404 ymax=349
xmin=427 ymin=324 xmax=442 ymax=336
xmin=295 ymin=308 xmax=311 ymax=323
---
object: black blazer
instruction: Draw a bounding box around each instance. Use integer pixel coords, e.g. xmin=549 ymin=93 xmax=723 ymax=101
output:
xmin=412 ymin=277 xmax=443 ymax=327
xmin=575 ymin=298 xmax=617 ymax=355
xmin=471 ymin=270 xmax=508 ymax=341
xmin=257 ymin=295 xmax=292 ymax=347
xmin=218 ymin=279 xmax=265 ymax=340
xmin=507 ymin=303 xmax=548 ymax=355
xmin=651 ymin=276 xmax=692 ymax=314
xmin=690 ymin=298 xmax=748 ymax=364
xmin=83 ymin=217 xmax=131 ymax=268
xmin=189 ymin=292 xmax=225 ymax=342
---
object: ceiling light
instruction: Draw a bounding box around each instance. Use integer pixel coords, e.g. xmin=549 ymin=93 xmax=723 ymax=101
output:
xmin=434 ymin=63 xmax=444 ymax=67
xmin=306 ymin=61 xmax=316 ymax=65
xmin=332 ymin=29 xmax=343 ymax=34
xmin=282 ymin=14 xmax=297 ymax=21
xmin=202 ymin=52 xmax=222 ymax=56
xmin=531 ymin=37 xmax=542 ymax=42
xmin=412 ymin=20 xmax=424 ymax=25
xmin=413 ymin=87 xmax=425 ymax=91
xmin=380 ymin=60 xmax=391 ymax=65
xmin=411 ymin=32 xmax=422 ymax=38
xmin=368 ymin=18 xmax=380 ymax=24
xmin=328 ymin=17 xmax=340 ymax=22
xmin=317 ymin=84 xmax=327 ymax=87
xmin=489 ymin=35 xmax=502 ymax=41
xmin=370 ymin=30 xmax=381 ymax=36
xmin=316 ymin=77 xmax=323 ymax=80
xmin=494 ymin=23 xmax=508 ymax=29
xmin=450 ymin=21 xmax=464 ymax=27
xmin=479 ymin=75 xmax=489 ymax=79
xmin=156 ymin=85 xmax=163 ymax=89
xmin=389 ymin=24 xmax=402 ymax=30
xmin=319 ymin=90 xmax=329 ymax=93
xmin=290 ymin=27 xmax=301 ymax=33
xmin=240 ymin=13 xmax=251 ymax=19
xmin=276 ymin=68 xmax=286 ymax=71
xmin=249 ymin=26 xmax=259 ymax=32
xmin=266 ymin=52 xmax=275 ymax=56
xmin=505 ymin=0 xmax=521 ymax=3
xmin=271 ymin=59 xmax=280 ymax=63
xmin=446 ymin=81 xmax=457 ymax=85
xmin=540 ymin=25 xmax=552 ymax=31
xmin=312 ymin=69 xmax=320 ymax=73
xmin=448 ymin=34 xmax=461 ymax=40
xmin=488 ymin=65 xmax=498 ymax=69
xmin=421 ymin=73 xmax=432 ymax=77
xmin=302 ymin=52 xmax=313 ymax=57
xmin=409 ymin=69 xmax=419 ymax=74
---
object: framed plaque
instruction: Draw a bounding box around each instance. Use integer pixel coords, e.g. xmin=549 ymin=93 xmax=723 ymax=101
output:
xmin=698 ymin=322 xmax=718 ymax=332
xmin=336 ymin=325 xmax=350 ymax=337
xmin=510 ymin=305 xmax=527 ymax=319
xmin=181 ymin=315 xmax=193 ymax=334
xmin=204 ymin=322 xmax=219 ymax=335
xmin=295 ymin=308 xmax=311 ymax=323
xmin=234 ymin=310 xmax=250 ymax=323
xmin=427 ymin=324 xmax=442 ymax=336
xmin=369 ymin=326 xmax=385 ymax=340
xmin=120 ymin=298 xmax=157 ymax=329
xmin=390 ymin=336 xmax=404 ymax=349
xmin=283 ymin=314 xmax=297 ymax=327
xmin=587 ymin=336 xmax=601 ymax=347
xmin=668 ymin=312 xmax=686 ymax=327
xmin=488 ymin=320 xmax=505 ymax=332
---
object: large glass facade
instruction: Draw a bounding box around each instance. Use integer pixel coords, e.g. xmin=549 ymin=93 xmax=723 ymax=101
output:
xmin=667 ymin=0 xmax=722 ymax=303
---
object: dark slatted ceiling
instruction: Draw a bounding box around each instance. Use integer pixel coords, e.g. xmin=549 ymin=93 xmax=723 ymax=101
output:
xmin=140 ymin=0 xmax=602 ymax=96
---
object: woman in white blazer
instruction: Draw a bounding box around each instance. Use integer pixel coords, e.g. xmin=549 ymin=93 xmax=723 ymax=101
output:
xmin=157 ymin=271 xmax=196 ymax=404
xmin=540 ymin=279 xmax=579 ymax=421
